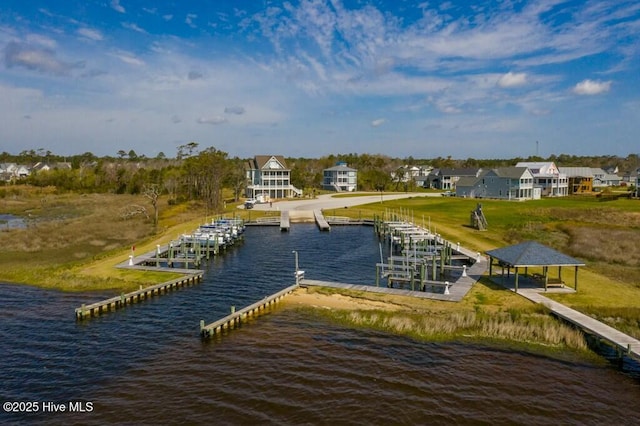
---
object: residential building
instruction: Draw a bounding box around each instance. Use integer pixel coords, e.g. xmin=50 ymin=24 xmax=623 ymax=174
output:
xmin=323 ymin=162 xmax=357 ymax=192
xmin=0 ymin=163 xmax=30 ymax=182
xmin=426 ymin=168 xmax=482 ymax=190
xmin=558 ymin=167 xmax=594 ymax=194
xmin=391 ymin=165 xmax=433 ymax=183
xmin=245 ymin=155 xmax=302 ymax=200
xmin=515 ymin=161 xmax=568 ymax=196
xmin=455 ymin=167 xmax=538 ymax=200
xmin=591 ymin=167 xmax=622 ymax=189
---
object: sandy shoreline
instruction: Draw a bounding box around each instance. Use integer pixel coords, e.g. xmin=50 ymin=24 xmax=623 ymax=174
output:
xmin=285 ymin=287 xmax=402 ymax=311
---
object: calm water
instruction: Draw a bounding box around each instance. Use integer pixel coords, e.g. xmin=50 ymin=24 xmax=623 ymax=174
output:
xmin=1 ymin=225 xmax=639 ymax=425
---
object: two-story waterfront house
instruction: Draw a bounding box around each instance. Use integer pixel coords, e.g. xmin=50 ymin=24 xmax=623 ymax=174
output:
xmin=559 ymin=167 xmax=594 ymax=194
xmin=456 ymin=167 xmax=538 ymax=200
xmin=323 ymin=162 xmax=357 ymax=192
xmin=515 ymin=162 xmax=568 ymax=196
xmin=245 ymin=155 xmax=302 ymax=200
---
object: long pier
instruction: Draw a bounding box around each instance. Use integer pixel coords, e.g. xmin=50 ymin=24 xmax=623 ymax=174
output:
xmin=75 ymin=273 xmax=203 ymax=320
xmin=200 ymin=284 xmax=298 ymax=338
xmin=513 ymin=289 xmax=640 ymax=363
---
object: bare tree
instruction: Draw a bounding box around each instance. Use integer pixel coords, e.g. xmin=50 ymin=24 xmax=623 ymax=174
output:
xmin=143 ymin=183 xmax=161 ymax=227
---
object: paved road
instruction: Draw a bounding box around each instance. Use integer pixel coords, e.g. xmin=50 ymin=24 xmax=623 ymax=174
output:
xmin=249 ymin=192 xmax=440 ymax=212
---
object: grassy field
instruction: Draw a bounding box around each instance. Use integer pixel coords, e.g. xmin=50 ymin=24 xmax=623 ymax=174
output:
xmin=1 ymin=186 xmax=639 ymax=349
xmin=0 ymin=186 xmax=210 ymax=291
xmin=335 ymin=195 xmax=640 ymax=339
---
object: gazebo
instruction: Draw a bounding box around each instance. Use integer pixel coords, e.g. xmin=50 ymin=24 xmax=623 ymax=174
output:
xmin=486 ymin=241 xmax=585 ymax=292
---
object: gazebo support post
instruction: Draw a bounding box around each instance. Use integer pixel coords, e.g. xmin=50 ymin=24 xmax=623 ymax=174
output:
xmin=574 ymin=266 xmax=579 ymax=291
xmin=514 ymin=267 xmax=519 ymax=293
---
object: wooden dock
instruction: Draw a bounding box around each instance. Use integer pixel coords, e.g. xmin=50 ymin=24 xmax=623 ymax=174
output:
xmin=200 ymin=284 xmax=298 ymax=338
xmin=280 ymin=210 xmax=290 ymax=231
xmin=75 ymin=272 xmax=203 ymax=320
xmin=314 ymin=209 xmax=330 ymax=231
xmin=302 ymin=250 xmax=486 ymax=302
xmin=512 ymin=289 xmax=640 ymax=363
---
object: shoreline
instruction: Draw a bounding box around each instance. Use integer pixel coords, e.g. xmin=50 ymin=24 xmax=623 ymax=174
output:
xmin=285 ymin=286 xmax=404 ymax=311
xmin=282 ymin=286 xmax=602 ymax=363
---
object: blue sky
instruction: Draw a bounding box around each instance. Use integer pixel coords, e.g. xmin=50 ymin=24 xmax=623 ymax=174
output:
xmin=1 ymin=1 xmax=639 ymax=159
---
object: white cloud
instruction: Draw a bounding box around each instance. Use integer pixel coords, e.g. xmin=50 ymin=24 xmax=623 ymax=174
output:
xmin=197 ymin=116 xmax=228 ymax=125
xmin=497 ymin=72 xmax=527 ymax=88
xmin=439 ymin=105 xmax=462 ymax=114
xmin=122 ymin=22 xmax=147 ymax=34
xmin=110 ymin=0 xmax=125 ymax=14
xmin=113 ymin=51 xmax=145 ymax=66
xmin=186 ymin=14 xmax=198 ymax=28
xmin=25 ymin=34 xmax=57 ymax=49
xmin=371 ymin=118 xmax=386 ymax=127
xmin=572 ymin=79 xmax=612 ymax=95
xmin=4 ymin=42 xmax=81 ymax=75
xmin=77 ymin=27 xmax=104 ymax=41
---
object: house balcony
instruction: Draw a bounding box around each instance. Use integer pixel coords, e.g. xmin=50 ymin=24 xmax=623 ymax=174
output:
xmin=247 ymin=184 xmax=302 ymax=199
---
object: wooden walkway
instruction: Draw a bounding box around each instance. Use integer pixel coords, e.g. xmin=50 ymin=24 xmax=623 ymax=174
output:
xmin=314 ymin=209 xmax=330 ymax=231
xmin=509 ymin=287 xmax=640 ymax=362
xmin=200 ymin=284 xmax=298 ymax=338
xmin=75 ymin=272 xmax=203 ymax=319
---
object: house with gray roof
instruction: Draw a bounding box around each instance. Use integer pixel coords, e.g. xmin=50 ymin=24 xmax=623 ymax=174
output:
xmin=558 ymin=167 xmax=594 ymax=194
xmin=245 ymin=155 xmax=302 ymax=200
xmin=426 ymin=168 xmax=482 ymax=190
xmin=456 ymin=167 xmax=538 ymax=200
xmin=323 ymin=162 xmax=357 ymax=192
xmin=591 ymin=167 xmax=622 ymax=189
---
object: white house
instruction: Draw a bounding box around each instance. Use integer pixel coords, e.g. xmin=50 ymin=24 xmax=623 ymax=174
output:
xmin=515 ymin=161 xmax=568 ymax=196
xmin=323 ymin=162 xmax=357 ymax=192
xmin=0 ymin=163 xmax=30 ymax=181
xmin=456 ymin=167 xmax=538 ymax=200
xmin=245 ymin=155 xmax=302 ymax=200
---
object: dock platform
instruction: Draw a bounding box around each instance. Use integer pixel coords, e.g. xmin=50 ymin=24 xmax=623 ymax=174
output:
xmin=200 ymin=284 xmax=298 ymax=338
xmin=314 ymin=210 xmax=330 ymax=231
xmin=280 ymin=211 xmax=290 ymax=231
xmin=76 ymin=272 xmax=203 ymax=320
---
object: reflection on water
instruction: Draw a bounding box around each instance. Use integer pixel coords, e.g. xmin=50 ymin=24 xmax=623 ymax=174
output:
xmin=0 ymin=213 xmax=27 ymax=229
xmin=1 ymin=225 xmax=639 ymax=425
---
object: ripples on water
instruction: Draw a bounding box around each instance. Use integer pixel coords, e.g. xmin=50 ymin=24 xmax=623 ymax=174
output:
xmin=1 ymin=225 xmax=639 ymax=425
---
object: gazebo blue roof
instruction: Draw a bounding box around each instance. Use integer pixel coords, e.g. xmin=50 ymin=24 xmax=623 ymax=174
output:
xmin=486 ymin=241 xmax=585 ymax=267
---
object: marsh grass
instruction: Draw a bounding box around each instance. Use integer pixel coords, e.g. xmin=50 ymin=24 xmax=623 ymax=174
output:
xmin=300 ymin=301 xmax=590 ymax=354
xmin=303 ymin=283 xmax=588 ymax=352
xmin=0 ymin=188 xmax=204 ymax=291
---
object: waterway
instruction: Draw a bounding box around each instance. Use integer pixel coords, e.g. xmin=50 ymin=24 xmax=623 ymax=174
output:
xmin=1 ymin=225 xmax=639 ymax=425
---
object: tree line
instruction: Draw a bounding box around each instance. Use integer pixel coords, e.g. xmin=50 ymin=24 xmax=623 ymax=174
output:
xmin=1 ymin=147 xmax=638 ymax=213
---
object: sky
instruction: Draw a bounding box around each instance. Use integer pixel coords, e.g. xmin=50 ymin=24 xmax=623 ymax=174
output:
xmin=1 ymin=0 xmax=639 ymax=160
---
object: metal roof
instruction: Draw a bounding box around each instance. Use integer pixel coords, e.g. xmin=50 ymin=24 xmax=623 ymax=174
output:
xmin=486 ymin=241 xmax=585 ymax=267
